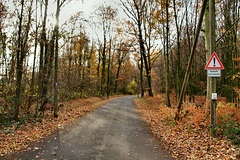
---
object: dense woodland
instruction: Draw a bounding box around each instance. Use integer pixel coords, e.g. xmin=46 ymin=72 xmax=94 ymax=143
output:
xmin=0 ymin=0 xmax=239 ymax=127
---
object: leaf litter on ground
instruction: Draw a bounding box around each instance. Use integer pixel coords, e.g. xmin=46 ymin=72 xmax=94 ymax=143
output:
xmin=0 ymin=95 xmax=124 ymax=157
xmin=134 ymin=94 xmax=240 ymax=160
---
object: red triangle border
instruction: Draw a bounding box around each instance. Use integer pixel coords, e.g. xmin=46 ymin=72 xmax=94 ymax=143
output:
xmin=205 ymin=52 xmax=224 ymax=69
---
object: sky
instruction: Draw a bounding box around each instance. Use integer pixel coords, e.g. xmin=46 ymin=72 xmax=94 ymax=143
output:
xmin=49 ymin=0 xmax=126 ymax=26
xmin=46 ymin=0 xmax=127 ymax=41
xmin=25 ymin=0 xmax=127 ymax=66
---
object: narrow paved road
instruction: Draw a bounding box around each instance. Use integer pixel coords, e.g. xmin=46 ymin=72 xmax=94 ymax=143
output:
xmin=10 ymin=96 xmax=173 ymax=160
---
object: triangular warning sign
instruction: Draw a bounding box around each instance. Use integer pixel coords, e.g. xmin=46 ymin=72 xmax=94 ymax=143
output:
xmin=205 ymin=52 xmax=224 ymax=69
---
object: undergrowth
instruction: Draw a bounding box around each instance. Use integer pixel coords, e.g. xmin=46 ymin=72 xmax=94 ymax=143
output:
xmin=136 ymin=94 xmax=240 ymax=159
xmin=143 ymin=94 xmax=240 ymax=146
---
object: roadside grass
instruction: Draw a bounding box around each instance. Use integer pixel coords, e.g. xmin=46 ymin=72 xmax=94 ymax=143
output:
xmin=134 ymin=94 xmax=240 ymax=159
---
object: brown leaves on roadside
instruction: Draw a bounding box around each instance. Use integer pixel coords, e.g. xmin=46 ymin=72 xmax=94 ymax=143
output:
xmin=134 ymin=94 xmax=240 ymax=159
xmin=0 ymin=95 xmax=122 ymax=157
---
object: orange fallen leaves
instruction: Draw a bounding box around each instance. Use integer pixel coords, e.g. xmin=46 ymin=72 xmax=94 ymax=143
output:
xmin=0 ymin=95 xmax=123 ymax=157
xmin=135 ymin=94 xmax=240 ymax=159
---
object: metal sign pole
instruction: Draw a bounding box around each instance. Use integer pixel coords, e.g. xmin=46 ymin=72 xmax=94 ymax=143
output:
xmin=211 ymin=77 xmax=217 ymax=137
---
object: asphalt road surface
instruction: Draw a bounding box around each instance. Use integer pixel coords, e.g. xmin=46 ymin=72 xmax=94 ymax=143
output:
xmin=9 ymin=96 xmax=173 ymax=160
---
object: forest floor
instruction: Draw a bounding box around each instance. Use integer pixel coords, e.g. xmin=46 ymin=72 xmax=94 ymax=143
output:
xmin=134 ymin=94 xmax=240 ymax=159
xmin=0 ymin=95 xmax=125 ymax=157
xmin=1 ymin=94 xmax=240 ymax=159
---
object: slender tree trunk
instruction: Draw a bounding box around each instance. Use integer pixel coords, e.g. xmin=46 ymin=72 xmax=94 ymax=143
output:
xmin=114 ymin=62 xmax=121 ymax=93
xmin=137 ymin=20 xmax=153 ymax=97
xmin=186 ymin=3 xmax=194 ymax=102
xmin=68 ymin=44 xmax=72 ymax=86
xmin=38 ymin=0 xmax=48 ymax=106
xmin=101 ymin=34 xmax=106 ymax=97
xmin=204 ymin=1 xmax=212 ymax=113
xmin=87 ymin=42 xmax=93 ymax=90
xmin=97 ymin=43 xmax=101 ymax=96
xmin=15 ymin=0 xmax=25 ymax=120
xmin=175 ymin=0 xmax=208 ymax=121
xmin=173 ymin=0 xmax=181 ymax=98
xmin=54 ymin=0 xmax=60 ymax=118
xmin=9 ymin=48 xmax=15 ymax=88
xmin=140 ymin=54 xmax=144 ymax=97
xmin=39 ymin=38 xmax=49 ymax=112
xmin=47 ymin=34 xmax=55 ymax=91
xmin=107 ymin=39 xmax=112 ymax=99
xmin=28 ymin=0 xmax=38 ymax=113
xmin=81 ymin=49 xmax=86 ymax=96
xmin=133 ymin=0 xmax=153 ymax=97
xmin=165 ymin=0 xmax=171 ymax=107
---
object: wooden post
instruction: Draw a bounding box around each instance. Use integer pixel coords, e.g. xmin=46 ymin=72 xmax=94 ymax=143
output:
xmin=211 ymin=77 xmax=217 ymax=136
xmin=209 ymin=0 xmax=216 ymax=137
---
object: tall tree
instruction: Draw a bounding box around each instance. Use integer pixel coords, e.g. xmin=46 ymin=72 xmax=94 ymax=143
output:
xmin=175 ymin=0 xmax=208 ymax=120
xmin=165 ymin=0 xmax=171 ymax=107
xmin=120 ymin=0 xmax=153 ymax=97
xmin=54 ymin=0 xmax=59 ymax=118
xmin=173 ymin=0 xmax=181 ymax=98
xmin=96 ymin=5 xmax=117 ymax=97
xmin=14 ymin=0 xmax=25 ymax=120
xmin=27 ymin=0 xmax=39 ymax=112
xmin=15 ymin=0 xmax=33 ymax=120
xmin=204 ymin=1 xmax=212 ymax=111
xmin=38 ymin=0 xmax=49 ymax=109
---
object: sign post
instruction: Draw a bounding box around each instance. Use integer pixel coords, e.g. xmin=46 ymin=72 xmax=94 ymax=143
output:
xmin=205 ymin=52 xmax=224 ymax=136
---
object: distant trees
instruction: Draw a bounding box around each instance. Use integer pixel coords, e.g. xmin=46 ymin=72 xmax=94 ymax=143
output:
xmin=95 ymin=5 xmax=118 ymax=97
xmin=119 ymin=0 xmax=239 ymax=107
xmin=0 ymin=0 xmax=239 ymax=123
xmin=120 ymin=0 xmax=155 ymax=97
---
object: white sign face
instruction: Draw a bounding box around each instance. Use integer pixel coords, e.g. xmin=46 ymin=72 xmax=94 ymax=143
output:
xmin=207 ymin=69 xmax=221 ymax=77
xmin=205 ymin=52 xmax=224 ymax=70
xmin=212 ymin=93 xmax=217 ymax=100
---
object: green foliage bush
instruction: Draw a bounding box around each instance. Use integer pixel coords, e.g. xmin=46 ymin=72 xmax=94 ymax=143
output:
xmin=216 ymin=115 xmax=240 ymax=146
xmin=127 ymin=81 xmax=138 ymax=95
xmin=127 ymin=89 xmax=135 ymax=95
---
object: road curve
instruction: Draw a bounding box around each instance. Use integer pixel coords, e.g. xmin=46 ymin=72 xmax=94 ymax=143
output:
xmin=9 ymin=96 xmax=173 ymax=160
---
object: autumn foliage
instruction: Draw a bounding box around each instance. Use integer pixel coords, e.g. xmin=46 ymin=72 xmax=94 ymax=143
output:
xmin=0 ymin=96 xmax=123 ymax=157
xmin=135 ymin=94 xmax=240 ymax=159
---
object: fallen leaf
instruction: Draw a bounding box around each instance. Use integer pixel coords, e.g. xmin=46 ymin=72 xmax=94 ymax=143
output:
xmin=51 ymin=152 xmax=57 ymax=156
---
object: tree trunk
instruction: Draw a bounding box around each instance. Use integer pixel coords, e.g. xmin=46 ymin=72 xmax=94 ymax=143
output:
xmin=114 ymin=62 xmax=121 ymax=93
xmin=97 ymin=43 xmax=101 ymax=96
xmin=140 ymin=54 xmax=144 ymax=97
xmin=14 ymin=0 xmax=25 ymax=120
xmin=173 ymin=0 xmax=181 ymax=98
xmin=101 ymin=33 xmax=107 ymax=97
xmin=204 ymin=1 xmax=212 ymax=113
xmin=175 ymin=0 xmax=208 ymax=121
xmin=165 ymin=0 xmax=171 ymax=107
xmin=38 ymin=0 xmax=48 ymax=106
xmin=107 ymin=39 xmax=112 ymax=99
xmin=28 ymin=0 xmax=38 ymax=113
xmin=54 ymin=0 xmax=60 ymax=118
xmin=39 ymin=38 xmax=49 ymax=112
xmin=137 ymin=19 xmax=153 ymax=97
